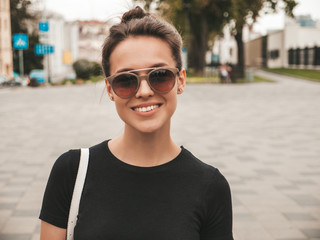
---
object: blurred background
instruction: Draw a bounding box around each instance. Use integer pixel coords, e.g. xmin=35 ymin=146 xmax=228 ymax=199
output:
xmin=1 ymin=0 xmax=320 ymax=85
xmin=0 ymin=0 xmax=320 ymax=240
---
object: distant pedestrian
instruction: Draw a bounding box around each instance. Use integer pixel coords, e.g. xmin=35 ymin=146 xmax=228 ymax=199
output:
xmin=219 ymin=64 xmax=232 ymax=83
xmin=39 ymin=6 xmax=233 ymax=240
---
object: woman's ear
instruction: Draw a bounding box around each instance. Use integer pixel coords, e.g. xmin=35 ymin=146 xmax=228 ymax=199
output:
xmin=105 ymin=78 xmax=114 ymax=101
xmin=177 ymin=68 xmax=186 ymax=94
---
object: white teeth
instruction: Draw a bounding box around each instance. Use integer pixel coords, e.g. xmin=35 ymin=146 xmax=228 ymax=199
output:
xmin=134 ymin=105 xmax=159 ymax=113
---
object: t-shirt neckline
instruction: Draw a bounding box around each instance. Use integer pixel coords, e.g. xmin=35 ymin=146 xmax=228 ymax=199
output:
xmin=104 ymin=139 xmax=185 ymax=172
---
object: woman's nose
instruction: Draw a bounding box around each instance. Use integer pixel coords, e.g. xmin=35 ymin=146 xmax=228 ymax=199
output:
xmin=135 ymin=79 xmax=154 ymax=98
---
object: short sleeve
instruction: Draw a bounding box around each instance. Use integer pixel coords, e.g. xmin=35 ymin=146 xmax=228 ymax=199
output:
xmin=39 ymin=149 xmax=80 ymax=229
xmin=200 ymin=169 xmax=233 ymax=240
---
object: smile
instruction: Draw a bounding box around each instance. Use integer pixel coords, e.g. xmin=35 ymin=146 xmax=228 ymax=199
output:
xmin=133 ymin=104 xmax=160 ymax=113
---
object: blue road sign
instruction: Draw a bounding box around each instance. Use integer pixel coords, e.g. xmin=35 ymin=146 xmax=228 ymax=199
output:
xmin=39 ymin=21 xmax=49 ymax=32
xmin=35 ymin=44 xmax=54 ymax=55
xmin=13 ymin=34 xmax=28 ymax=50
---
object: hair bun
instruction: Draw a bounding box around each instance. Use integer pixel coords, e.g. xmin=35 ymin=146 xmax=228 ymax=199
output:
xmin=121 ymin=6 xmax=149 ymax=23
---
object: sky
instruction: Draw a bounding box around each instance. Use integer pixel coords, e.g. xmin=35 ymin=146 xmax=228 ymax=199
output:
xmin=44 ymin=0 xmax=320 ymax=34
xmin=254 ymin=0 xmax=320 ymax=34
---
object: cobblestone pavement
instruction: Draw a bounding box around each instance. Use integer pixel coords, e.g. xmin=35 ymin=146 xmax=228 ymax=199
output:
xmin=0 ymin=70 xmax=319 ymax=240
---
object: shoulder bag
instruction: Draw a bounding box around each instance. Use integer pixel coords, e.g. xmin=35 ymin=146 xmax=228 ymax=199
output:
xmin=66 ymin=148 xmax=89 ymax=240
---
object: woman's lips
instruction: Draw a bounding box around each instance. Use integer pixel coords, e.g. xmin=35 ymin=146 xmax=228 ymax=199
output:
xmin=132 ymin=104 xmax=160 ymax=113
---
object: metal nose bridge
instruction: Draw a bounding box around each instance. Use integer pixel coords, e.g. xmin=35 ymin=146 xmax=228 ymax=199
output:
xmin=136 ymin=73 xmax=150 ymax=81
xmin=135 ymin=73 xmax=154 ymax=95
xmin=135 ymin=73 xmax=153 ymax=91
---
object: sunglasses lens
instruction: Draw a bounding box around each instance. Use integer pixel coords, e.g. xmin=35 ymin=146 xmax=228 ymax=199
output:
xmin=112 ymin=74 xmax=138 ymax=98
xmin=149 ymin=69 xmax=176 ymax=93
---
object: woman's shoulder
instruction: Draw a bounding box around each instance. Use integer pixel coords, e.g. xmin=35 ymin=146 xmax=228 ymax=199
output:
xmin=51 ymin=149 xmax=80 ymax=177
xmin=52 ymin=140 xmax=109 ymax=175
xmin=181 ymin=147 xmax=229 ymax=185
xmin=181 ymin=147 xmax=220 ymax=173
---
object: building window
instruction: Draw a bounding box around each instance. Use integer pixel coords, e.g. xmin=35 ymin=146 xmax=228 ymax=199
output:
xmin=269 ymin=49 xmax=279 ymax=59
xmin=288 ymin=48 xmax=294 ymax=65
xmin=314 ymin=46 xmax=320 ymax=66
xmin=300 ymin=48 xmax=305 ymax=65
xmin=296 ymin=48 xmax=300 ymax=65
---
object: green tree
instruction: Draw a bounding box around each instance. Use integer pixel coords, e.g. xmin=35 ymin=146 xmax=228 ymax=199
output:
xmin=137 ymin=0 xmax=297 ymax=77
xmin=230 ymin=0 xmax=298 ymax=78
xmin=136 ymin=0 xmax=232 ymax=74
xmin=10 ymin=0 xmax=43 ymax=74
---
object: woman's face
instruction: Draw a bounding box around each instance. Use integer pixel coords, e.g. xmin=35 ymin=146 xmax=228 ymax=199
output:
xmin=106 ymin=36 xmax=186 ymax=134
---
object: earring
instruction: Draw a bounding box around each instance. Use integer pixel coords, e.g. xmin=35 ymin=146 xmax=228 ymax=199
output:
xmin=178 ymin=88 xmax=182 ymax=93
xmin=109 ymin=95 xmax=114 ymax=101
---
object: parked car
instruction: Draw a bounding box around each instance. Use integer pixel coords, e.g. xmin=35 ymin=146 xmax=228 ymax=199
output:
xmin=13 ymin=72 xmax=28 ymax=86
xmin=29 ymin=69 xmax=45 ymax=86
xmin=0 ymin=74 xmax=9 ymax=85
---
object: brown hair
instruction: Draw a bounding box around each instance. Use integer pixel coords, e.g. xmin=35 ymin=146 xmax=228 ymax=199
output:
xmin=102 ymin=6 xmax=183 ymax=77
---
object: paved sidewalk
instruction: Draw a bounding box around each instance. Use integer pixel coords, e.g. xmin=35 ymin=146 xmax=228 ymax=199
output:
xmin=0 ymin=71 xmax=320 ymax=240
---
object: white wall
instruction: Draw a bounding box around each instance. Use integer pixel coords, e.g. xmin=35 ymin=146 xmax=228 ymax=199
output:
xmin=212 ymin=25 xmax=238 ymax=65
xmin=45 ymin=15 xmax=79 ymax=82
xmin=266 ymin=16 xmax=320 ymax=68
xmin=0 ymin=0 xmax=13 ymax=78
xmin=283 ymin=17 xmax=320 ymax=67
xmin=267 ymin=30 xmax=284 ymax=68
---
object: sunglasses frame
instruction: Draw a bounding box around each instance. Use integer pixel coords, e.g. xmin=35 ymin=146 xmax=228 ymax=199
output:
xmin=107 ymin=67 xmax=180 ymax=99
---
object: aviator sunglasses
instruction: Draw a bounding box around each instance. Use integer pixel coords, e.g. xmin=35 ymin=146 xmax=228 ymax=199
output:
xmin=107 ymin=67 xmax=180 ymax=98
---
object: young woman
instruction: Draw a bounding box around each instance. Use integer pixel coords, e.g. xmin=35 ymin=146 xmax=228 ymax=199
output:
xmin=40 ymin=6 xmax=233 ymax=240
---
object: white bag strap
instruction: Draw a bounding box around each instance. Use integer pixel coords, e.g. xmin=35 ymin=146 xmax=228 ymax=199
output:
xmin=67 ymin=148 xmax=89 ymax=240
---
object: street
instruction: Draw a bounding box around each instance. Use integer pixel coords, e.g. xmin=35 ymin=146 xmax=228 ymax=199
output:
xmin=0 ymin=70 xmax=320 ymax=240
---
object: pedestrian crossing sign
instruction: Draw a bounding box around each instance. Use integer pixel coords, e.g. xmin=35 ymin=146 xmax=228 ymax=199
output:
xmin=13 ymin=34 xmax=28 ymax=50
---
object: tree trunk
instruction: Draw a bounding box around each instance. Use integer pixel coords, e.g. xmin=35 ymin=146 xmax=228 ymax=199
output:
xmin=189 ymin=14 xmax=208 ymax=75
xmin=234 ymin=30 xmax=245 ymax=79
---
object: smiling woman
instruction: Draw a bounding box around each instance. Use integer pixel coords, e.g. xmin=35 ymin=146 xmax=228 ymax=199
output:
xmin=39 ymin=6 xmax=234 ymax=240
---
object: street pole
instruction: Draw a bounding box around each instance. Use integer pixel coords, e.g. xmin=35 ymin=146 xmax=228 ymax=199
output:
xmin=19 ymin=49 xmax=24 ymax=76
xmin=47 ymin=48 xmax=51 ymax=83
xmin=42 ymin=0 xmax=50 ymax=84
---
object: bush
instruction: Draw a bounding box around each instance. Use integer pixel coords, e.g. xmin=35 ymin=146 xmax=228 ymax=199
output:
xmin=72 ymin=60 xmax=102 ymax=80
xmin=91 ymin=62 xmax=102 ymax=76
xmin=73 ymin=59 xmax=91 ymax=79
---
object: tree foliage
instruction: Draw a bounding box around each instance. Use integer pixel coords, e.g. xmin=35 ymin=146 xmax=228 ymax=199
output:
xmin=10 ymin=0 xmax=43 ymax=74
xmin=136 ymin=0 xmax=232 ymax=74
xmin=230 ymin=0 xmax=298 ymax=78
xmin=135 ymin=0 xmax=297 ymax=76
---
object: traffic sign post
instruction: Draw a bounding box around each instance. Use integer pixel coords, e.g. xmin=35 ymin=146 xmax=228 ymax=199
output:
xmin=18 ymin=50 xmax=24 ymax=76
xmin=13 ymin=34 xmax=29 ymax=76
xmin=35 ymin=44 xmax=54 ymax=83
xmin=39 ymin=32 xmax=48 ymax=43
xmin=38 ymin=21 xmax=51 ymax=83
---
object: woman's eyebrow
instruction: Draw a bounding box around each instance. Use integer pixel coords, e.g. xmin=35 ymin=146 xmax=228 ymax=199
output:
xmin=115 ymin=63 xmax=170 ymax=74
xmin=115 ymin=68 xmax=134 ymax=73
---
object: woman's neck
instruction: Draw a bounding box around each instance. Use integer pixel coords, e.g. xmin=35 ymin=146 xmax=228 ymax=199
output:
xmin=108 ymin=124 xmax=181 ymax=167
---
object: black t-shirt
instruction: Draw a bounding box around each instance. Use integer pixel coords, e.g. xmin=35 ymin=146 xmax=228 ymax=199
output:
xmin=40 ymin=140 xmax=233 ymax=240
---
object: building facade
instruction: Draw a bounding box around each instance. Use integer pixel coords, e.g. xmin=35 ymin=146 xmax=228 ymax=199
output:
xmin=44 ymin=12 xmax=79 ymax=82
xmin=245 ymin=15 xmax=320 ymax=69
xmin=78 ymin=20 xmax=110 ymax=63
xmin=0 ymin=0 xmax=13 ymax=78
xmin=212 ymin=25 xmax=238 ymax=65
